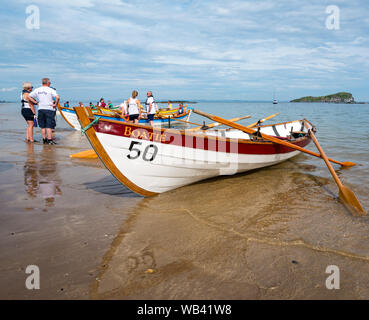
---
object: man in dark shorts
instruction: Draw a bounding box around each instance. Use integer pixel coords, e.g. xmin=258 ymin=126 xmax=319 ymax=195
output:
xmin=28 ymin=78 xmax=60 ymax=145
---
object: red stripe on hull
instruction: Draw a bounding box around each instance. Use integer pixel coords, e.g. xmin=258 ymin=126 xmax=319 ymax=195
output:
xmin=94 ymin=120 xmax=311 ymax=155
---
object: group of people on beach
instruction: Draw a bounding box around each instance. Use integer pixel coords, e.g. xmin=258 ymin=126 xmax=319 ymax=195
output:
xmin=21 ymin=81 xmax=186 ymax=142
xmin=21 ymin=78 xmax=59 ymax=144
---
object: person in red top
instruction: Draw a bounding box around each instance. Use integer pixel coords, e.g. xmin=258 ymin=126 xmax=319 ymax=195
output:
xmin=99 ymin=98 xmax=106 ymax=108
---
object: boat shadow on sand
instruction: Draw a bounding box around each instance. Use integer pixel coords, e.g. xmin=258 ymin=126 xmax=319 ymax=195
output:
xmin=83 ymin=153 xmax=334 ymax=199
xmin=84 ymin=175 xmax=141 ymax=198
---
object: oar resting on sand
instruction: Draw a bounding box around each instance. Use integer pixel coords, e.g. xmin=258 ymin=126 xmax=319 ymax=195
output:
xmin=193 ymin=109 xmax=364 ymax=216
xmin=309 ymin=130 xmax=365 ymax=216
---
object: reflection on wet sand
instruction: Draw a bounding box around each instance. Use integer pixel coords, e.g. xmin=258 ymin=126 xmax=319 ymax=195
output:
xmin=23 ymin=143 xmax=62 ymax=208
xmin=24 ymin=143 xmax=38 ymax=198
xmin=89 ymin=161 xmax=369 ymax=299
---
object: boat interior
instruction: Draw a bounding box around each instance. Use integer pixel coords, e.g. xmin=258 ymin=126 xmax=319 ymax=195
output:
xmin=196 ymin=120 xmax=310 ymax=142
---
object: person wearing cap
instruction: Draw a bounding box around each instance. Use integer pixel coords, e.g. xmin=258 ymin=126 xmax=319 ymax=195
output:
xmin=21 ymin=82 xmax=37 ymax=143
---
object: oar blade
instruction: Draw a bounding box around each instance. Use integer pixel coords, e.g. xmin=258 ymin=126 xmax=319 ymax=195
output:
xmin=341 ymin=161 xmax=356 ymax=168
xmin=339 ymin=186 xmax=366 ymax=216
xmin=70 ymin=149 xmax=98 ymax=159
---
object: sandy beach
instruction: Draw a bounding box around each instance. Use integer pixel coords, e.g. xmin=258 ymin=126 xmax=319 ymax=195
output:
xmin=1 ymin=102 xmax=369 ymax=299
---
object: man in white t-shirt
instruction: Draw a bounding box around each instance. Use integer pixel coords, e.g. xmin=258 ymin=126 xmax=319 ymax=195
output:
xmin=146 ymin=91 xmax=157 ymax=127
xmin=28 ymin=78 xmax=60 ymax=145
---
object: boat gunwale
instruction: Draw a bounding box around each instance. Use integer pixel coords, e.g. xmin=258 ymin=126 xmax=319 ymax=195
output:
xmin=82 ymin=112 xmax=312 ymax=147
xmin=57 ymin=104 xmax=77 ymax=129
xmin=60 ymin=105 xmax=191 ymax=120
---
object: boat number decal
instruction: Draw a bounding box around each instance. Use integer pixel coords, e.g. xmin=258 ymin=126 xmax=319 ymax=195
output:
xmin=127 ymin=141 xmax=158 ymax=162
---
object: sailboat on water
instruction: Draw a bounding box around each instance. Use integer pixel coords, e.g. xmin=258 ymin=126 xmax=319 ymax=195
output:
xmin=273 ymin=90 xmax=278 ymax=104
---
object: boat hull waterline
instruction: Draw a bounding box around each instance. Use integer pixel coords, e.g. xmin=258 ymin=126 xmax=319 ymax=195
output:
xmin=74 ymin=107 xmax=312 ymax=196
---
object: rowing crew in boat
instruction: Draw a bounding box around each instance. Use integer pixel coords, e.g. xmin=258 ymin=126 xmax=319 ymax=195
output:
xmin=117 ymin=90 xmax=161 ymax=127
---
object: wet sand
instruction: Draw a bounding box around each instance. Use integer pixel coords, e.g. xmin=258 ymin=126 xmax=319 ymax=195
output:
xmin=1 ymin=103 xmax=369 ymax=299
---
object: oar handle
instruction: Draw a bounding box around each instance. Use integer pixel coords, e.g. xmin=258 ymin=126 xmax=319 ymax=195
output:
xmin=247 ymin=112 xmax=280 ymax=128
xmin=194 ymin=109 xmax=213 ymax=119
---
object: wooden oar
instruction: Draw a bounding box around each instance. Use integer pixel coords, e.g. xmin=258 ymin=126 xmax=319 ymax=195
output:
xmin=309 ymin=131 xmax=365 ymax=216
xmin=170 ymin=118 xmax=205 ymax=126
xmin=188 ymin=115 xmax=251 ymax=132
xmin=193 ymin=109 xmax=355 ymax=168
xmin=247 ymin=112 xmax=280 ymax=128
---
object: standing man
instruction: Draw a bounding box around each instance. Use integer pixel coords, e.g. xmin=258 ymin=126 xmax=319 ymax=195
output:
xmin=146 ymin=91 xmax=157 ymax=127
xmin=28 ymin=78 xmax=60 ymax=145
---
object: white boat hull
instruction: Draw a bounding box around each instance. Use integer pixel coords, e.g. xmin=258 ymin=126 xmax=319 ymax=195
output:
xmin=97 ymin=131 xmax=301 ymax=194
xmin=73 ymin=106 xmax=312 ymax=196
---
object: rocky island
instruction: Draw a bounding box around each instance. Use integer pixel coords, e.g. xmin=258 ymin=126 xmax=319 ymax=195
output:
xmin=291 ymin=92 xmax=356 ymax=103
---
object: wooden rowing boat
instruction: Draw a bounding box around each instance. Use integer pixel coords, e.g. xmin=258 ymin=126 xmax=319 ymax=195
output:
xmin=74 ymin=106 xmax=313 ymax=196
xmin=101 ymin=106 xmax=185 ymax=116
xmin=57 ymin=105 xmax=192 ymax=131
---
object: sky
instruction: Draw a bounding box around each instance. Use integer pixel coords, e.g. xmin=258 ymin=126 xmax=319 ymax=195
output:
xmin=0 ymin=0 xmax=369 ymax=102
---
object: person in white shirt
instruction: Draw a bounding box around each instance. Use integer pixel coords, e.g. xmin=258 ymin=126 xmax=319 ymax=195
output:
xmin=119 ymin=100 xmax=128 ymax=118
xmin=126 ymin=90 xmax=141 ymax=124
xmin=28 ymin=78 xmax=60 ymax=145
xmin=145 ymin=91 xmax=158 ymax=127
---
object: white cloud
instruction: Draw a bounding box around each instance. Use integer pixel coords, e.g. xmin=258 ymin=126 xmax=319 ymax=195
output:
xmin=1 ymin=0 xmax=369 ymax=100
xmin=19 ymin=0 xmax=95 ymax=8
xmin=1 ymin=87 xmax=18 ymax=92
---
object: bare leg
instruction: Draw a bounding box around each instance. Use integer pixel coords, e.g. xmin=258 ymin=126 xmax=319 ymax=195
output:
xmin=149 ymin=120 xmax=154 ymax=127
xmin=26 ymin=121 xmax=34 ymax=141
xmin=41 ymin=128 xmax=47 ymax=140
xmin=46 ymin=128 xmax=53 ymax=140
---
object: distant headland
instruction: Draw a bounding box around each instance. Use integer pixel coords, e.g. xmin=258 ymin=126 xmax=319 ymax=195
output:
xmin=157 ymin=100 xmax=197 ymax=104
xmin=291 ymin=92 xmax=365 ymax=104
